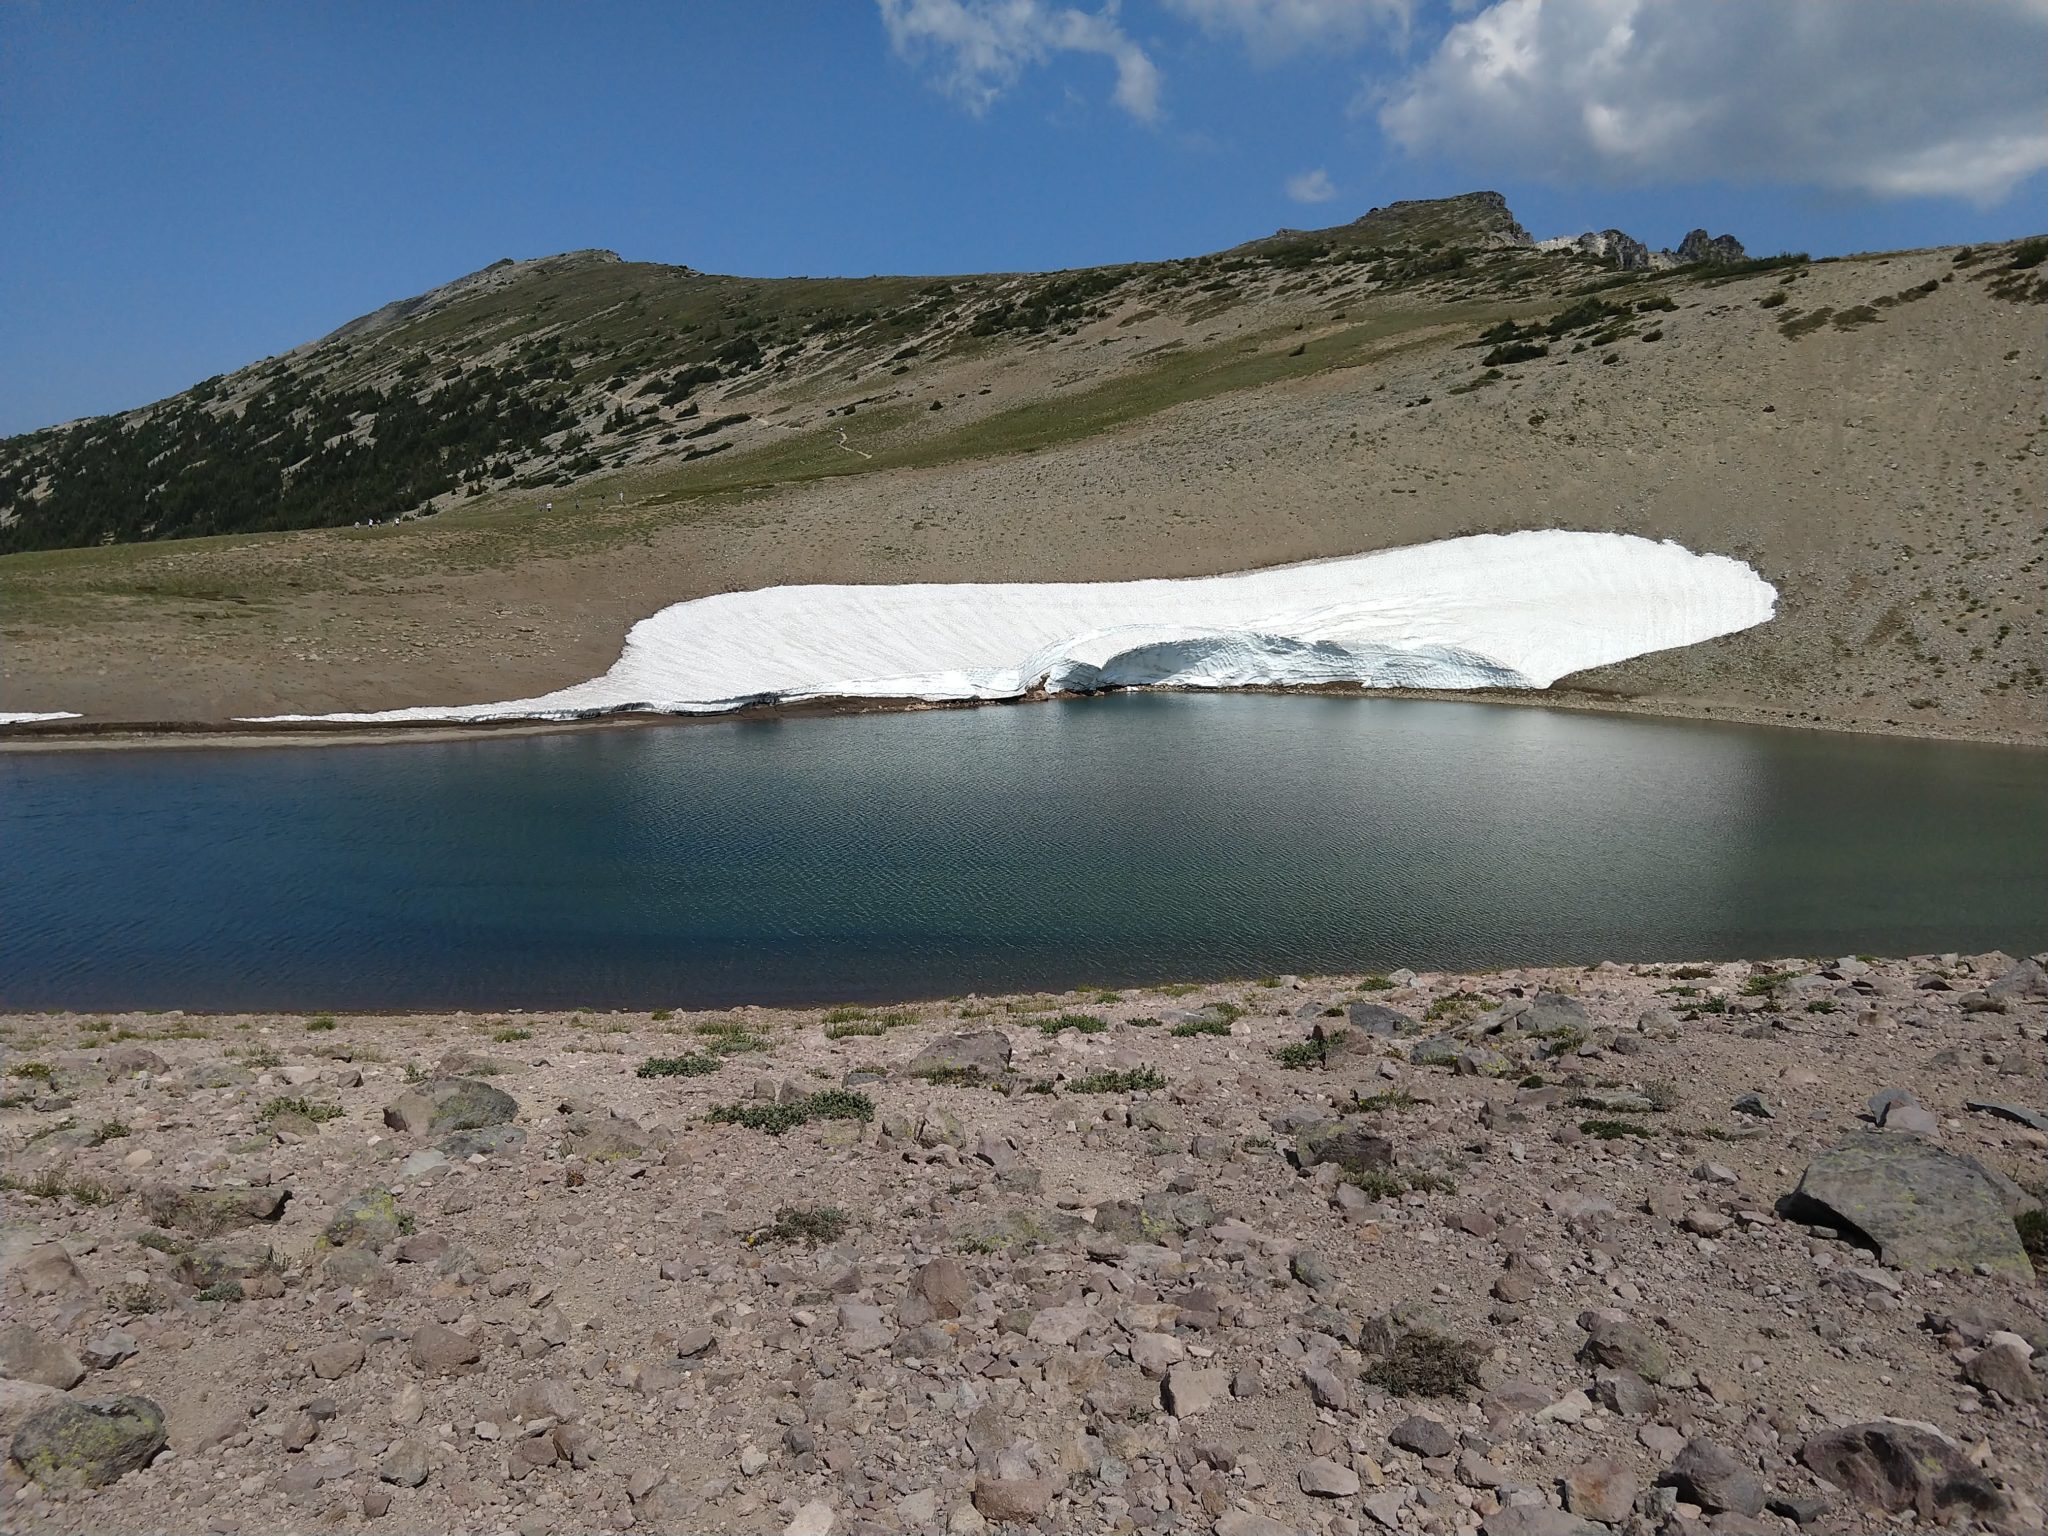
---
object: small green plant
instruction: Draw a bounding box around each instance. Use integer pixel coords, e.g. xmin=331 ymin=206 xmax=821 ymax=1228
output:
xmin=196 ymin=1280 xmax=245 ymax=1303
xmin=1804 ymin=999 xmax=1837 ymax=1014
xmin=1356 ymin=975 xmax=1394 ymax=991
xmin=1740 ymin=971 xmax=1794 ymax=997
xmin=2007 ymin=237 xmax=2048 ymax=271
xmin=1426 ymin=991 xmax=1486 ymax=1020
xmin=7 ymin=1061 xmax=55 ymax=1083
xmin=108 ymin=1281 xmax=165 ymax=1314
xmin=650 ymin=1008 xmax=674 ymax=1022
xmin=259 ymin=1096 xmax=344 ymax=1123
xmin=910 ymin=1063 xmax=990 ymax=1086
xmin=306 ymin=1016 xmax=337 ymax=1032
xmin=695 ymin=1022 xmax=769 ymax=1055
xmin=1580 ymin=1118 xmax=1654 ymax=1140
xmin=1354 ymin=1089 xmax=1416 ymax=1113
xmin=823 ymin=1005 xmax=868 ymax=1024
xmin=1344 ymin=1168 xmax=1406 ymax=1200
xmin=1669 ymin=965 xmax=1714 ymax=980
xmin=1 ymin=1169 xmax=115 ymax=1206
xmin=1255 ymin=976 xmax=1281 ymax=989
xmin=1518 ymin=1074 xmax=1546 ymax=1089
xmin=706 ymin=1089 xmax=874 ymax=1135
xmin=1093 ymin=990 xmax=1123 ymax=1004
xmin=825 ymin=1019 xmax=886 ymax=1039
xmin=135 ymin=1230 xmax=186 ymax=1255
xmin=1170 ymin=1018 xmax=1232 ymax=1037
xmin=1125 ymin=1016 xmax=1162 ymax=1028
xmin=88 ymin=1120 xmax=131 ymax=1146
xmin=1362 ymin=1330 xmax=1486 ymax=1399
xmin=637 ymin=1053 xmax=721 ymax=1078
xmin=758 ymin=1205 xmax=852 ymax=1246
xmin=1065 ymin=1066 xmax=1166 ymax=1094
xmin=492 ymin=1028 xmax=531 ymax=1042
xmin=1643 ymin=1080 xmax=1682 ymax=1113
xmin=232 ymin=1045 xmax=283 ymax=1068
xmin=1275 ymin=1036 xmax=1339 ymax=1069
xmin=2016 ymin=1208 xmax=2047 ymax=1264
xmin=1038 ymin=1013 xmax=1108 ymax=1035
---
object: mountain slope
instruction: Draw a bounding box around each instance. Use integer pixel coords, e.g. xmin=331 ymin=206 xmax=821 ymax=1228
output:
xmin=0 ymin=200 xmax=2044 ymax=744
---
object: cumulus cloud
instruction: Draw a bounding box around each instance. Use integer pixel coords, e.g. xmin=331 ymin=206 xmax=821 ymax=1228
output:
xmin=1286 ymin=167 xmax=1339 ymax=203
xmin=1164 ymin=0 xmax=1413 ymax=60
xmin=878 ymin=0 xmax=1163 ymax=121
xmin=1378 ymin=0 xmax=2048 ymax=204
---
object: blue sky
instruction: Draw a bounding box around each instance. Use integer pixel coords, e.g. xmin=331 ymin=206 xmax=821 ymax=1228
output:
xmin=4 ymin=0 xmax=2045 ymax=436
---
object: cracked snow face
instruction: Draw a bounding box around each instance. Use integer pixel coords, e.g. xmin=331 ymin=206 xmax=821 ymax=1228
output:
xmin=245 ymin=530 xmax=1776 ymax=725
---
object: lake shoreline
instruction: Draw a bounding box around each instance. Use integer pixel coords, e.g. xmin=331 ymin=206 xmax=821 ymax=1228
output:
xmin=3 ymin=680 xmax=2043 ymax=754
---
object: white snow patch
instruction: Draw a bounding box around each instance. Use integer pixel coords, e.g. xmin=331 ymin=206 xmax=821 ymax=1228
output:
xmin=247 ymin=531 xmax=1776 ymax=724
xmin=0 ymin=711 xmax=81 ymax=724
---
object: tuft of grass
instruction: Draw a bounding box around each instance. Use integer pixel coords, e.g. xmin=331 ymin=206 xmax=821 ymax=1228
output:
xmin=757 ymin=1205 xmax=852 ymax=1246
xmin=1343 ymin=1169 xmax=1406 ymax=1200
xmin=650 ymin=1008 xmax=674 ymax=1022
xmin=825 ymin=1019 xmax=886 ymax=1039
xmin=2016 ymin=1208 xmax=2047 ymax=1265
xmin=305 ymin=1016 xmax=337 ymax=1032
xmin=1037 ymin=1013 xmax=1108 ymax=1035
xmin=1642 ymin=1079 xmax=1682 ymax=1112
xmin=1363 ymin=1331 xmax=1486 ymax=1399
xmin=88 ymin=1119 xmax=132 ymax=1146
xmin=1170 ymin=1018 xmax=1231 ymax=1038
xmin=196 ymin=1280 xmax=245 ymax=1303
xmin=134 ymin=1230 xmax=186 ymax=1255
xmin=1354 ymin=1089 xmax=1416 ymax=1114
xmin=1669 ymin=965 xmax=1714 ymax=980
xmin=0 ymin=1169 xmax=116 ymax=1206
xmin=492 ymin=1027 xmax=531 ymax=1042
xmin=822 ymin=1005 xmax=868 ymax=1024
xmin=1356 ymin=975 xmax=1394 ymax=991
xmin=1065 ymin=1067 xmax=1165 ymax=1094
xmin=1426 ymin=991 xmax=1486 ymax=1020
xmin=258 ymin=1096 xmax=344 ymax=1123
xmin=637 ymin=1053 xmax=721 ymax=1078
xmin=706 ymin=1089 xmax=874 ymax=1135
xmin=1740 ymin=970 xmax=1795 ymax=997
xmin=695 ymin=1021 xmax=769 ymax=1055
xmin=7 ymin=1061 xmax=56 ymax=1083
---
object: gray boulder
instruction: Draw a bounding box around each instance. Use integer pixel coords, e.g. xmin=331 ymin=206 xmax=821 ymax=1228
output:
xmin=1798 ymin=1421 xmax=2010 ymax=1526
xmin=1987 ymin=956 xmax=2048 ymax=1000
xmin=10 ymin=1395 xmax=166 ymax=1489
xmin=907 ymin=1031 xmax=1011 ymax=1079
xmin=1347 ymin=1002 xmax=1416 ymax=1037
xmin=0 ymin=1325 xmax=85 ymax=1390
xmin=1667 ymin=1436 xmax=1765 ymax=1515
xmin=1783 ymin=1134 xmax=2031 ymax=1276
xmin=383 ymin=1077 xmax=518 ymax=1136
xmin=1296 ymin=1121 xmax=1394 ymax=1177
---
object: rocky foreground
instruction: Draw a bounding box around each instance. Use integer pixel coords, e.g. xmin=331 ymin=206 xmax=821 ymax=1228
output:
xmin=1 ymin=955 xmax=2044 ymax=1536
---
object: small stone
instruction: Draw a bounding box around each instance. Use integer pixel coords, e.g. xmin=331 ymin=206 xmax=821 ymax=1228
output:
xmin=1563 ymin=1455 xmax=1640 ymax=1524
xmin=308 ymin=1339 xmax=366 ymax=1380
xmin=739 ymin=1444 xmax=770 ymax=1475
xmin=1667 ymin=1437 xmax=1765 ymax=1516
xmin=784 ymin=1500 xmax=835 ymax=1536
xmin=1389 ymin=1415 xmax=1456 ymax=1458
xmin=407 ymin=1322 xmax=481 ymax=1374
xmin=1300 ymin=1458 xmax=1361 ymax=1497
xmin=1164 ymin=1362 xmax=1227 ymax=1417
xmin=379 ymin=1439 xmax=431 ymax=1487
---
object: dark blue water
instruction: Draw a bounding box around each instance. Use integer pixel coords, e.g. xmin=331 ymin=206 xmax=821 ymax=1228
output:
xmin=2 ymin=695 xmax=2043 ymax=1011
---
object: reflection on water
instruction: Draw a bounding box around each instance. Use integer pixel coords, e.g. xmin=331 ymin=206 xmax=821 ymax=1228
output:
xmin=2 ymin=695 xmax=2042 ymax=1010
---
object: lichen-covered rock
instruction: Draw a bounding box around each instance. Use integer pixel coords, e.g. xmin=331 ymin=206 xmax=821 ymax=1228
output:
xmin=1784 ymin=1134 xmax=2031 ymax=1276
xmin=1798 ymin=1421 xmax=2010 ymax=1526
xmin=383 ymin=1076 xmax=517 ymax=1136
xmin=141 ymin=1182 xmax=289 ymax=1236
xmin=323 ymin=1187 xmax=404 ymax=1250
xmin=1577 ymin=1309 xmax=1671 ymax=1383
xmin=10 ymin=1395 xmax=166 ymax=1489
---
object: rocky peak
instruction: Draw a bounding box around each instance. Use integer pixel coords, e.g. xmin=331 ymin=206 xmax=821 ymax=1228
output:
xmin=1537 ymin=223 xmax=1747 ymax=271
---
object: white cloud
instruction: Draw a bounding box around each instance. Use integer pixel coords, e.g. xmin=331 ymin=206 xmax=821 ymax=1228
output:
xmin=1286 ymin=167 xmax=1339 ymax=203
xmin=1378 ymin=0 xmax=2048 ymax=204
xmin=1164 ymin=0 xmax=1413 ymax=60
xmin=878 ymin=0 xmax=1163 ymax=122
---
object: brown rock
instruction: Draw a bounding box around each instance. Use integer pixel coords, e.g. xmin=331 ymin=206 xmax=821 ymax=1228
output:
xmin=407 ymin=1322 xmax=481 ymax=1374
xmin=1563 ymin=1454 xmax=1640 ymax=1524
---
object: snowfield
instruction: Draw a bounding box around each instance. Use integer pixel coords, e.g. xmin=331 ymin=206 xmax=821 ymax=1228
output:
xmin=0 ymin=711 xmax=81 ymax=724
xmin=247 ymin=531 xmax=1776 ymax=724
